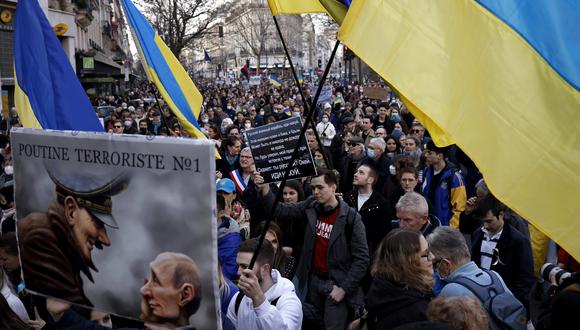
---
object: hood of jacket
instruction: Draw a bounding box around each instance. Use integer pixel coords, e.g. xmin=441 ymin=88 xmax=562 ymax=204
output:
xmin=265 ymin=269 xmax=297 ymax=300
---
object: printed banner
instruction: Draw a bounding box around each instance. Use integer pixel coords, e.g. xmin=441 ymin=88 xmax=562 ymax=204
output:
xmin=12 ymin=128 xmax=218 ymax=328
xmin=245 ymin=117 xmax=316 ymax=183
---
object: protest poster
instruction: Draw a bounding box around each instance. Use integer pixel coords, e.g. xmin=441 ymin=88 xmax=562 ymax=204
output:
xmin=363 ymin=86 xmax=389 ymax=100
xmin=249 ymin=76 xmax=261 ymax=86
xmin=12 ymin=128 xmax=218 ymax=329
xmin=318 ymin=84 xmax=333 ymax=105
xmin=245 ymin=117 xmax=316 ymax=183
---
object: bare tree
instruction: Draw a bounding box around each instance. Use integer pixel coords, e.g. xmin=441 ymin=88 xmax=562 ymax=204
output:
xmin=137 ymin=0 xmax=217 ymax=58
xmin=229 ymin=6 xmax=273 ymax=68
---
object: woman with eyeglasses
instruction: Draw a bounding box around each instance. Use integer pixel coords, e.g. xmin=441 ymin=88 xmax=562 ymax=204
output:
xmin=362 ymin=229 xmax=435 ymax=330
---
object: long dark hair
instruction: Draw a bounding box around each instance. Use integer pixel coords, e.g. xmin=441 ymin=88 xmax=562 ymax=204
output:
xmin=372 ymin=229 xmax=434 ymax=293
xmin=256 ymin=222 xmax=286 ymax=271
xmin=284 ymin=179 xmax=305 ymax=202
xmin=385 ymin=135 xmax=402 ymax=154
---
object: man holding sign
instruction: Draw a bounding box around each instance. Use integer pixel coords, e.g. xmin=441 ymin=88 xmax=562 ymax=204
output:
xmin=253 ymin=169 xmax=369 ymax=330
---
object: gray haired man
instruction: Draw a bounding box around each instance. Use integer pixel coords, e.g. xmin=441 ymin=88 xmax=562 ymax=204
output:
xmin=392 ymin=192 xmax=439 ymax=236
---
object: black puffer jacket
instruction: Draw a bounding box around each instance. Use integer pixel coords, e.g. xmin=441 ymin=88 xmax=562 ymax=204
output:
xmin=365 ymin=277 xmax=433 ymax=330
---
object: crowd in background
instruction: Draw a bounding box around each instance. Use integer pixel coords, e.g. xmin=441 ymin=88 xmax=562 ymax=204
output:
xmin=1 ymin=76 xmax=579 ymax=329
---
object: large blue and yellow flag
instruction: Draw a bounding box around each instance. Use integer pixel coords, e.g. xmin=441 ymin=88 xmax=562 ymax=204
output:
xmin=120 ymin=0 xmax=205 ymax=141
xmin=266 ymin=0 xmax=348 ymax=24
xmin=14 ymin=0 xmax=102 ymax=131
xmin=339 ymin=0 xmax=580 ymax=260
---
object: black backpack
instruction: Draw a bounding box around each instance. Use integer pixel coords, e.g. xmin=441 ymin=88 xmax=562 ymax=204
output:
xmin=449 ymin=269 xmax=527 ymax=330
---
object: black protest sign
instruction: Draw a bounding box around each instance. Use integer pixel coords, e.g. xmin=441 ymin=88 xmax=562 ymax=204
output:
xmin=246 ymin=117 xmax=316 ymax=183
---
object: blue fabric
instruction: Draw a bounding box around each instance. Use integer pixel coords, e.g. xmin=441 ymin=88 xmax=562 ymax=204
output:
xmin=339 ymin=0 xmax=351 ymax=7
xmin=476 ymin=0 xmax=580 ymax=91
xmin=218 ymin=218 xmax=241 ymax=280
xmin=421 ymin=166 xmax=464 ymax=226
xmin=120 ymin=0 xmax=201 ymax=127
xmin=14 ymin=0 xmax=102 ymax=131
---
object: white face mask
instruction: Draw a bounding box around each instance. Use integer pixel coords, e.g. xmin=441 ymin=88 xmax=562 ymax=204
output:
xmin=4 ymin=165 xmax=13 ymax=175
xmin=244 ymin=123 xmax=252 ymax=129
xmin=124 ymin=120 xmax=132 ymax=127
xmin=389 ymin=164 xmax=396 ymax=176
xmin=259 ymin=110 xmax=265 ymax=116
xmin=322 ymin=118 xmax=329 ymax=123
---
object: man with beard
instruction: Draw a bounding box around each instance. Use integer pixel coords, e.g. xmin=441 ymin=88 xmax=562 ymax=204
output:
xmin=18 ymin=170 xmax=129 ymax=306
xmin=227 ymin=238 xmax=302 ymax=330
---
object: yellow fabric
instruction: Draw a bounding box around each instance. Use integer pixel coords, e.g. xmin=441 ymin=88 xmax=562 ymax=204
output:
xmin=529 ymin=223 xmax=550 ymax=276
xmin=319 ymin=0 xmax=348 ymax=25
xmin=154 ymin=35 xmax=204 ymax=140
xmin=338 ymin=0 xmax=580 ymax=260
xmin=13 ymin=71 xmax=42 ymax=129
xmin=267 ymin=0 xmax=327 ymax=15
xmin=449 ymin=174 xmax=467 ymax=229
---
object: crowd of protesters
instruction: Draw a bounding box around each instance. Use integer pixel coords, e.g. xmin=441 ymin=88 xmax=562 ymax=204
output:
xmin=1 ymin=75 xmax=579 ymax=329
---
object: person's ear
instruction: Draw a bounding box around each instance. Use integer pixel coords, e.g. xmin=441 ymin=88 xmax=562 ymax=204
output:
xmin=263 ymin=263 xmax=271 ymax=277
xmin=498 ymin=211 xmax=505 ymax=222
xmin=179 ymin=283 xmax=195 ymax=306
xmin=63 ymin=196 xmax=79 ymax=226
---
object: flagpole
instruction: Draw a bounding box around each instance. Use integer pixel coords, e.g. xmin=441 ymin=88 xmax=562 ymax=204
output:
xmin=246 ymin=38 xmax=341 ymax=271
xmin=270 ymin=15 xmax=333 ymax=171
xmin=149 ymin=83 xmax=173 ymax=135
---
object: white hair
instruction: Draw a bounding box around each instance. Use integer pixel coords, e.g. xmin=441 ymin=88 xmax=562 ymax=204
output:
xmin=396 ymin=192 xmax=428 ymax=216
xmin=369 ymin=138 xmax=386 ymax=152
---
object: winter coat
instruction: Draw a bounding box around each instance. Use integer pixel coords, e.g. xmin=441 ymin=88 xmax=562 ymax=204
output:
xmin=365 ymin=277 xmax=432 ymax=330
xmin=344 ymin=190 xmax=391 ymax=255
xmin=472 ymin=224 xmax=535 ymax=311
xmin=262 ymin=192 xmax=370 ymax=306
xmin=18 ymin=201 xmax=95 ymax=306
xmin=218 ymin=216 xmax=241 ymax=280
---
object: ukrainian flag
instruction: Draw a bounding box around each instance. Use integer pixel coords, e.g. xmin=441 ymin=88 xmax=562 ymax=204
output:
xmin=267 ymin=0 xmax=327 ymax=16
xmin=120 ymin=0 xmax=205 ymax=140
xmin=269 ymin=74 xmax=282 ymax=87
xmin=267 ymin=0 xmax=348 ymax=25
xmin=339 ymin=0 xmax=580 ymax=260
xmin=14 ymin=0 xmax=102 ymax=131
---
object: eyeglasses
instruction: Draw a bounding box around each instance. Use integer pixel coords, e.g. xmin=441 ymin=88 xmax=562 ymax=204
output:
xmin=420 ymin=249 xmax=434 ymax=260
xmin=412 ymin=129 xmax=422 ymax=133
xmin=114 ymin=125 xmax=123 ymax=128
xmin=348 ymin=143 xmax=360 ymax=147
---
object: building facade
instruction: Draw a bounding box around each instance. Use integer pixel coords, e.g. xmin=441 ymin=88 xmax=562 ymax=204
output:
xmin=0 ymin=0 xmax=131 ymax=111
xmin=186 ymin=0 xmax=336 ymax=82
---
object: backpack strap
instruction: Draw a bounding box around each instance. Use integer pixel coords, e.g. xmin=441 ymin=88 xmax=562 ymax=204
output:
xmin=448 ymin=269 xmax=504 ymax=303
xmin=235 ymin=293 xmax=282 ymax=316
xmin=234 ymin=292 xmax=244 ymax=316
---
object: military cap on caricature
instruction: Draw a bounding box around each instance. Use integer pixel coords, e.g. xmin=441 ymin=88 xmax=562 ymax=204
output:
xmin=17 ymin=166 xmax=130 ymax=306
xmin=47 ymin=168 xmax=129 ymax=229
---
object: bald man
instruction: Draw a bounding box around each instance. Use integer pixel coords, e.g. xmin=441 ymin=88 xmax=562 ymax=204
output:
xmin=140 ymin=252 xmax=202 ymax=326
xmin=48 ymin=252 xmax=202 ymax=328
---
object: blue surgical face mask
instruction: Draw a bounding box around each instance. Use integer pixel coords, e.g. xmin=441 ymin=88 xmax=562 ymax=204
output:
xmin=366 ymin=148 xmax=376 ymax=159
xmin=390 ymin=114 xmax=401 ymax=122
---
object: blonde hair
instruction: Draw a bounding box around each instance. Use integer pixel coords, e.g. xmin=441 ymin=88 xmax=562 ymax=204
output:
xmin=371 ymin=229 xmax=434 ymax=293
xmin=427 ymin=296 xmax=489 ymax=330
